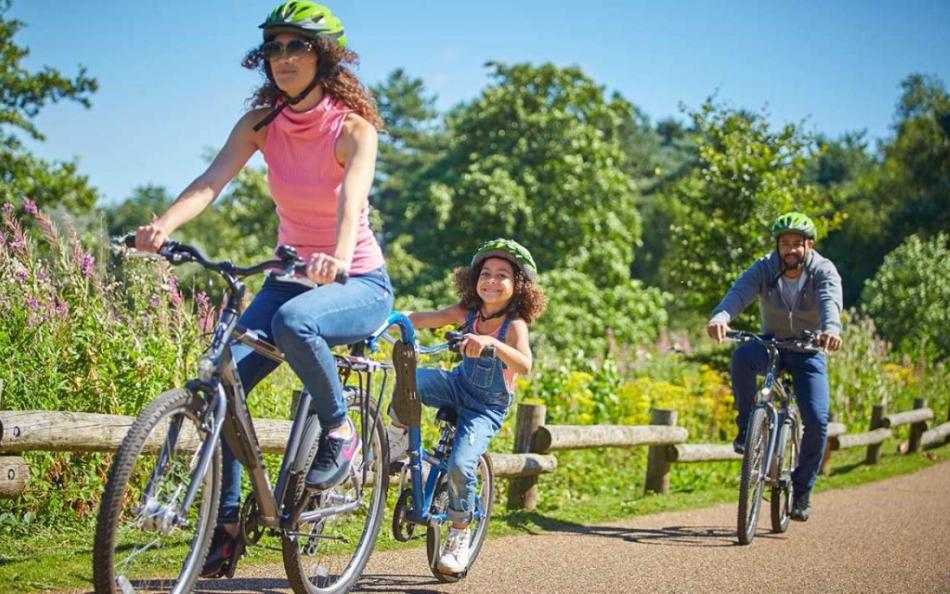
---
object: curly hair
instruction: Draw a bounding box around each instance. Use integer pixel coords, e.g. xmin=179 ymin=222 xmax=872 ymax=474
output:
xmin=453 ymin=262 xmax=547 ymax=325
xmin=242 ymin=36 xmax=383 ymax=130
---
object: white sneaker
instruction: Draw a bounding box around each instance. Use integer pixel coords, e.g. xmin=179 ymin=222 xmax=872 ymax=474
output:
xmin=387 ymin=424 xmax=409 ymax=463
xmin=437 ymin=526 xmax=471 ymax=574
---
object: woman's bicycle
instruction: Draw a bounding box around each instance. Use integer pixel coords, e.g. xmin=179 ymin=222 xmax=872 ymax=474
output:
xmin=363 ymin=314 xmax=494 ymax=582
xmin=726 ymin=330 xmax=821 ymax=545
xmin=93 ymin=238 xmax=390 ymax=594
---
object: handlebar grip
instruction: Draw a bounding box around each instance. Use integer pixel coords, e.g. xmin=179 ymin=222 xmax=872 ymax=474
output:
xmin=334 ymin=271 xmax=349 ymax=285
xmin=123 ymin=234 xmax=136 ymax=248
xmin=481 ymin=345 xmax=497 ymax=359
xmin=445 ymin=330 xmax=464 ymax=353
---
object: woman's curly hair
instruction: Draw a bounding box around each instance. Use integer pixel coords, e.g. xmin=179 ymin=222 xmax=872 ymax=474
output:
xmin=453 ymin=261 xmax=547 ymax=325
xmin=242 ymin=36 xmax=383 ymax=130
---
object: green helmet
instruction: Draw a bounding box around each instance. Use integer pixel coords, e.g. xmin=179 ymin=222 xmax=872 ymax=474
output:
xmin=771 ymin=211 xmax=817 ymax=240
xmin=471 ymin=238 xmax=538 ymax=281
xmin=260 ymin=1 xmax=347 ymax=48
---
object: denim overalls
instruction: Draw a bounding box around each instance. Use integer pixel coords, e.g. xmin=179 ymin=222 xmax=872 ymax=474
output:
xmin=416 ymin=311 xmax=514 ymax=522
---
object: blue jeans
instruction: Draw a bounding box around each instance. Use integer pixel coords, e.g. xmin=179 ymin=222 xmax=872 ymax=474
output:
xmin=731 ymin=341 xmax=830 ymax=495
xmin=417 ymin=358 xmax=512 ymax=523
xmin=218 ymin=267 xmax=393 ymax=522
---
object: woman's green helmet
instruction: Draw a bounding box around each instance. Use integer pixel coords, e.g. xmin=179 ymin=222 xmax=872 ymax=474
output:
xmin=260 ymin=1 xmax=347 ymax=48
xmin=771 ymin=211 xmax=817 ymax=240
xmin=471 ymin=238 xmax=538 ymax=281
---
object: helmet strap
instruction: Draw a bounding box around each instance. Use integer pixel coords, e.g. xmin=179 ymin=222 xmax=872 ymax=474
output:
xmin=253 ymin=63 xmax=341 ymax=132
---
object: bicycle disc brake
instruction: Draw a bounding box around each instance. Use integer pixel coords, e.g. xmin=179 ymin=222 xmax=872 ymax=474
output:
xmin=392 ymin=488 xmax=417 ymax=542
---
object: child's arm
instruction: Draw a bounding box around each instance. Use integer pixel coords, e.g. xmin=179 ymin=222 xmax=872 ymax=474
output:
xmin=407 ymin=304 xmax=467 ymax=330
xmin=460 ymin=319 xmax=532 ymax=375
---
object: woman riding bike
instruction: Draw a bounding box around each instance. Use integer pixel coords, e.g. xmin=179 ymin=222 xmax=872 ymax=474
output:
xmin=133 ymin=1 xmax=392 ymax=577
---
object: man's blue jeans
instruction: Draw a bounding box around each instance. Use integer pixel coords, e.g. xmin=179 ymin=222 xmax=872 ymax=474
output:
xmin=218 ymin=268 xmax=393 ymax=522
xmin=731 ymin=341 xmax=829 ymax=495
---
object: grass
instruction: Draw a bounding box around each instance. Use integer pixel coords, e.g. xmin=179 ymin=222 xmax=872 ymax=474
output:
xmin=1 ymin=442 xmax=947 ymax=592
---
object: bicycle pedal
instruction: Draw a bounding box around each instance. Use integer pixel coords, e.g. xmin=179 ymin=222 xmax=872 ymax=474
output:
xmin=221 ymin=537 xmax=247 ymax=579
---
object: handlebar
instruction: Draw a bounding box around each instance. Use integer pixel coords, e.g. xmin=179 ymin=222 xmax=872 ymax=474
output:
xmin=725 ymin=329 xmax=823 ymax=353
xmin=118 ymin=234 xmax=348 ymax=286
xmin=369 ymin=315 xmax=497 ymax=359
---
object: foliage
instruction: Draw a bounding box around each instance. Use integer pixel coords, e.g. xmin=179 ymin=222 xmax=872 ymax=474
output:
xmin=0 ymin=0 xmax=99 ymax=211
xmin=660 ymin=101 xmax=832 ymax=315
xmin=861 ymin=234 xmax=950 ymax=361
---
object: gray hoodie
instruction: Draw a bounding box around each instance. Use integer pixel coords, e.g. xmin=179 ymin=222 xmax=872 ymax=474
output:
xmin=710 ymin=250 xmax=843 ymax=339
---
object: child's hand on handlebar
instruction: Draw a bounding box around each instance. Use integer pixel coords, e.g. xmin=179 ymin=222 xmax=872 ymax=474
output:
xmin=460 ymin=333 xmax=496 ymax=358
xmin=706 ymin=321 xmax=730 ymax=343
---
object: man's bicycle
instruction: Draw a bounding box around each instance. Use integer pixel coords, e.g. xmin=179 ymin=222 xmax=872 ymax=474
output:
xmin=363 ymin=315 xmax=495 ymax=582
xmin=726 ymin=330 xmax=821 ymax=545
xmin=93 ymin=238 xmax=390 ymax=594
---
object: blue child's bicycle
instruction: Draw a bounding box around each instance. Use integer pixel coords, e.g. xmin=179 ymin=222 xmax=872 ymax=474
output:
xmin=364 ymin=313 xmax=494 ymax=582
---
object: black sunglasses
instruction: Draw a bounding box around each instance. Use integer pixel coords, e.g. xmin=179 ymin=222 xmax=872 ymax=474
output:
xmin=260 ymin=39 xmax=314 ymax=61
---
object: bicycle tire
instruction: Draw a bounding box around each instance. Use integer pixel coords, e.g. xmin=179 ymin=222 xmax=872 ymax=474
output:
xmin=427 ymin=452 xmax=494 ymax=582
xmin=770 ymin=415 xmax=799 ymax=533
xmin=282 ymin=387 xmax=389 ymax=594
xmin=737 ymin=406 xmax=770 ymax=545
xmin=93 ymin=387 xmax=221 ymax=594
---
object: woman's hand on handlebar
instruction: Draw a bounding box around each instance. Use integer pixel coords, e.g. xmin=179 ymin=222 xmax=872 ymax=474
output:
xmin=706 ymin=320 xmax=730 ymax=343
xmin=134 ymin=221 xmax=170 ymax=253
xmin=459 ymin=333 xmax=496 ymax=358
xmin=306 ymin=253 xmax=348 ymax=285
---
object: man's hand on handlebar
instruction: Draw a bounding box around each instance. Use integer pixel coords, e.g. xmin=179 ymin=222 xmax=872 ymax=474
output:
xmin=817 ymin=332 xmax=842 ymax=352
xmin=706 ymin=320 xmax=730 ymax=343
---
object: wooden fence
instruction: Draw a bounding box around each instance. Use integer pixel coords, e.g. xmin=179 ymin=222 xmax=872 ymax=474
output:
xmin=1 ymin=397 xmax=948 ymax=509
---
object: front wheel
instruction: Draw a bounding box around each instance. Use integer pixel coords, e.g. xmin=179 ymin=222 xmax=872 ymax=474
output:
xmin=426 ymin=453 xmax=494 ymax=582
xmin=771 ymin=416 xmax=800 ymax=533
xmin=282 ymin=387 xmax=389 ymax=594
xmin=737 ymin=406 xmax=770 ymax=545
xmin=93 ymin=387 xmax=221 ymax=593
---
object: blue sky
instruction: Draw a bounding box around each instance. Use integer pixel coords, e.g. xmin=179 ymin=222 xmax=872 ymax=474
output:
xmin=10 ymin=0 xmax=950 ymax=206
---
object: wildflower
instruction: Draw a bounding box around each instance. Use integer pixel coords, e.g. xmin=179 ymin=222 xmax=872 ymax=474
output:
xmin=81 ymin=254 xmax=95 ymax=277
xmin=166 ymin=274 xmax=183 ymax=309
xmin=23 ymin=199 xmax=38 ymax=215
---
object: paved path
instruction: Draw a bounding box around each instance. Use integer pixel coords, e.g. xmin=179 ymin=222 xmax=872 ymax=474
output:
xmin=192 ymin=462 xmax=950 ymax=593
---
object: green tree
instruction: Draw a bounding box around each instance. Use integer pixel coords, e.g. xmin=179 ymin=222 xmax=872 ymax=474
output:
xmin=0 ymin=0 xmax=99 ymax=211
xmin=661 ymin=101 xmax=830 ymax=315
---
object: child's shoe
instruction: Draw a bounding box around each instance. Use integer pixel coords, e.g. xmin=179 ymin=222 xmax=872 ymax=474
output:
xmin=437 ymin=526 xmax=471 ymax=574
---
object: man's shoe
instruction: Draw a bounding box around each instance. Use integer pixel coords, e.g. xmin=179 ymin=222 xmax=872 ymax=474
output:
xmin=306 ymin=418 xmax=360 ymax=491
xmin=200 ymin=526 xmax=237 ymax=578
xmin=732 ymin=428 xmax=747 ymax=455
xmin=436 ymin=526 xmax=471 ymax=574
xmin=790 ymin=491 xmax=811 ymax=522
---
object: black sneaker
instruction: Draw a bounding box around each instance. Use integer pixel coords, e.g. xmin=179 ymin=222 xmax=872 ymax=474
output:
xmin=732 ymin=428 xmax=747 ymax=455
xmin=306 ymin=418 xmax=360 ymax=491
xmin=200 ymin=525 xmax=237 ymax=578
xmin=790 ymin=491 xmax=811 ymax=522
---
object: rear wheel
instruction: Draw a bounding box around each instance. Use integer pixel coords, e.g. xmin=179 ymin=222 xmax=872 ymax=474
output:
xmin=282 ymin=387 xmax=389 ymax=594
xmin=93 ymin=387 xmax=221 ymax=594
xmin=737 ymin=406 xmax=770 ymax=545
xmin=426 ymin=453 xmax=494 ymax=582
xmin=771 ymin=416 xmax=800 ymax=533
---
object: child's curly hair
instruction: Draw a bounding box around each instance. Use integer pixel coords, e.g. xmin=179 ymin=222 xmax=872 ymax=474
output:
xmin=453 ymin=261 xmax=547 ymax=324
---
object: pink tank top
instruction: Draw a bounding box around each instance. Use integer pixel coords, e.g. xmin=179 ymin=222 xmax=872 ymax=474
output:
xmin=262 ymin=95 xmax=385 ymax=275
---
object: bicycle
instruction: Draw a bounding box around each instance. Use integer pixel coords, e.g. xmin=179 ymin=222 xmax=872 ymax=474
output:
xmin=93 ymin=237 xmax=390 ymax=594
xmin=362 ymin=314 xmax=495 ymax=582
xmin=726 ymin=330 xmax=821 ymax=545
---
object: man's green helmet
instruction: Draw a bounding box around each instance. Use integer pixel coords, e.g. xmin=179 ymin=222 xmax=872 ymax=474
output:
xmin=471 ymin=238 xmax=538 ymax=281
xmin=261 ymin=1 xmax=347 ymax=48
xmin=771 ymin=211 xmax=817 ymax=240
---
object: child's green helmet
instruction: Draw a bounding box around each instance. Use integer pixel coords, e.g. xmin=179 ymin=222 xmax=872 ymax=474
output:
xmin=471 ymin=238 xmax=538 ymax=280
xmin=771 ymin=212 xmax=817 ymax=240
xmin=260 ymin=1 xmax=347 ymax=48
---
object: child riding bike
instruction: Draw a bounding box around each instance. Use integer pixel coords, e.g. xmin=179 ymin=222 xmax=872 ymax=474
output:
xmin=387 ymin=238 xmax=546 ymax=575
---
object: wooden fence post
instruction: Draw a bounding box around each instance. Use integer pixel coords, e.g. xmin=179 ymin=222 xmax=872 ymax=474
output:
xmin=820 ymin=413 xmax=835 ymax=475
xmin=0 ymin=456 xmax=29 ymax=498
xmin=644 ymin=408 xmax=677 ymax=495
xmin=506 ymin=401 xmax=546 ymax=511
xmin=907 ymin=398 xmax=927 ymax=453
xmin=865 ymin=404 xmax=885 ymax=464
xmin=946 ymin=397 xmax=950 ymax=446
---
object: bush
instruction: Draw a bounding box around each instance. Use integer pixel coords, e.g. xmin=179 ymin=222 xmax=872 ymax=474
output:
xmin=861 ymin=233 xmax=950 ymax=362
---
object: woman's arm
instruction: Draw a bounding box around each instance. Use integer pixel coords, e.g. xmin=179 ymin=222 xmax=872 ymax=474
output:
xmin=407 ymin=304 xmax=467 ymax=330
xmin=460 ymin=319 xmax=533 ymax=375
xmin=135 ymin=110 xmax=264 ymax=251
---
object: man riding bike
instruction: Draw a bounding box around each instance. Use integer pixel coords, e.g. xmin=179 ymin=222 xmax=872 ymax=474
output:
xmin=706 ymin=212 xmax=843 ymax=522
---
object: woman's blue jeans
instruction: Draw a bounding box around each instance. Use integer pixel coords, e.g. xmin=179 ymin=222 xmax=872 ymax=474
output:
xmin=218 ymin=267 xmax=393 ymax=522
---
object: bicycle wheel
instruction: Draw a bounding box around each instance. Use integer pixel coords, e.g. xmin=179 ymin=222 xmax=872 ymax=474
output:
xmin=771 ymin=416 xmax=800 ymax=533
xmin=426 ymin=453 xmax=494 ymax=582
xmin=737 ymin=406 xmax=770 ymax=545
xmin=282 ymin=387 xmax=389 ymax=594
xmin=93 ymin=387 xmax=221 ymax=594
